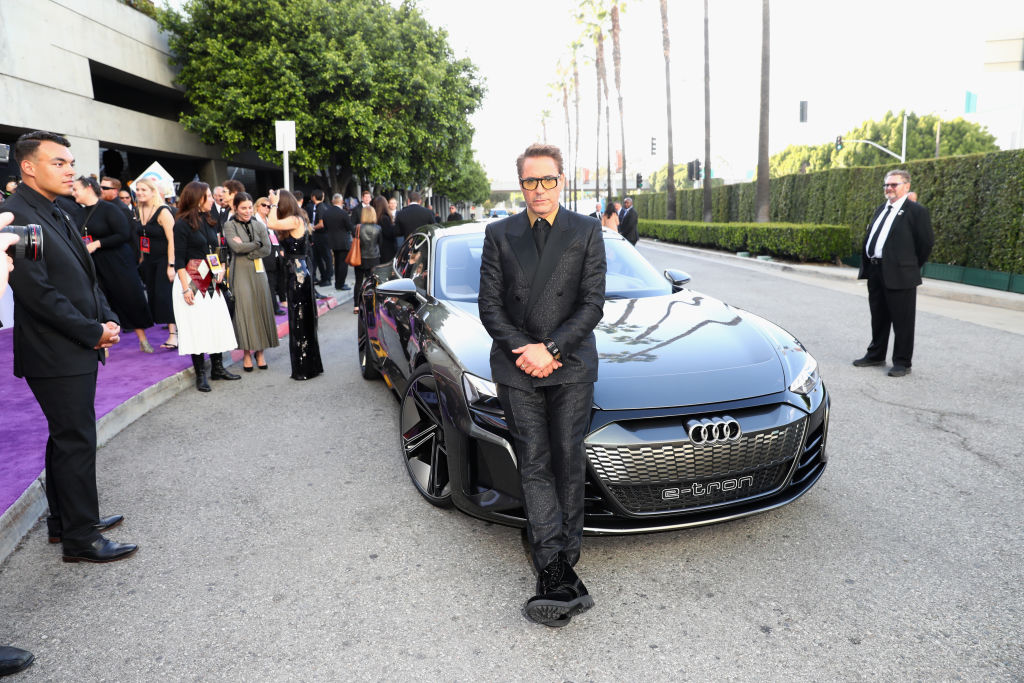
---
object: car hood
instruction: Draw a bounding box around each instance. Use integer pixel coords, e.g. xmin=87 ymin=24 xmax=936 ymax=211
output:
xmin=442 ymin=290 xmax=785 ymax=410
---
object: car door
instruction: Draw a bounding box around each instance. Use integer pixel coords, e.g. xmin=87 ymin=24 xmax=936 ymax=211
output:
xmin=378 ymin=233 xmax=430 ymax=389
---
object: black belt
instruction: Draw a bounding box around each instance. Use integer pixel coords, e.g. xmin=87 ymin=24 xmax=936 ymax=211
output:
xmin=867 ymin=257 xmax=883 ymax=265
xmin=313 ymin=228 xmax=326 ymax=233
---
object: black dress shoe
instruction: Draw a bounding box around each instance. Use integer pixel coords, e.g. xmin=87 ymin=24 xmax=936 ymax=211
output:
xmin=49 ymin=514 xmax=124 ymax=544
xmin=524 ymin=554 xmax=594 ymax=627
xmin=852 ymin=356 xmax=885 ymax=367
xmin=888 ymin=365 xmax=911 ymax=377
xmin=340 ymin=284 xmax=351 ymax=290
xmin=0 ymin=646 xmax=34 ymax=676
xmin=273 ymin=308 xmax=285 ymax=315
xmin=62 ymin=536 xmax=138 ymax=563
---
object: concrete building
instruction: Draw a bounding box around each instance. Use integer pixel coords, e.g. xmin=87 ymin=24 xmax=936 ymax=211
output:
xmin=0 ymin=0 xmax=280 ymax=193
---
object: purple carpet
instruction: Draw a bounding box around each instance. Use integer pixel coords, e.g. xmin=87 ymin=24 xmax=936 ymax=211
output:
xmin=0 ymin=297 xmax=339 ymax=518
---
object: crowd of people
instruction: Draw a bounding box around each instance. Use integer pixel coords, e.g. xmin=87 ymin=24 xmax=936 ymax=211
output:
xmin=1 ymin=169 xmax=457 ymax=390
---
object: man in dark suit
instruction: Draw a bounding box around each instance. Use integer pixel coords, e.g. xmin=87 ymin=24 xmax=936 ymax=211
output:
xmin=307 ymin=189 xmax=332 ymax=285
xmin=395 ymin=190 xmax=435 ymax=239
xmin=5 ymin=131 xmax=138 ymax=564
xmin=324 ymin=193 xmax=354 ymax=290
xmin=479 ymin=143 xmax=606 ymax=627
xmin=587 ymin=202 xmax=602 ymax=219
xmin=854 ymin=169 xmax=934 ymax=377
xmin=617 ymin=196 xmax=638 ymax=245
xmin=446 ymin=205 xmax=463 ymax=223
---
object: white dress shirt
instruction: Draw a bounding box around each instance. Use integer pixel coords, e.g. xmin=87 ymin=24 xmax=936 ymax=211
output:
xmin=866 ymin=194 xmax=908 ymax=259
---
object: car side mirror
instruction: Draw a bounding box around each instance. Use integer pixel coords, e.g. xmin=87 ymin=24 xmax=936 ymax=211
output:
xmin=664 ymin=269 xmax=691 ymax=291
xmin=377 ymin=278 xmax=419 ymax=299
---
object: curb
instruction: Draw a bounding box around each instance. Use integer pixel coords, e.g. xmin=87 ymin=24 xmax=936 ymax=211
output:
xmin=0 ymin=291 xmax=352 ymax=566
xmin=641 ymin=239 xmax=1024 ymax=313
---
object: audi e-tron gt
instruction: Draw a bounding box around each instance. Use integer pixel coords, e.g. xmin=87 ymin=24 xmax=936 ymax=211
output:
xmin=357 ymin=222 xmax=829 ymax=533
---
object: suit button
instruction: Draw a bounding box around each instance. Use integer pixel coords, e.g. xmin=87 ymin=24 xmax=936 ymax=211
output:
xmin=515 ymin=295 xmax=521 ymax=301
xmin=557 ymin=291 xmax=563 ymax=296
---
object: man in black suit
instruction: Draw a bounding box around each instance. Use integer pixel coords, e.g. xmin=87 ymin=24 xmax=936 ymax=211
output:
xmin=479 ymin=143 xmax=606 ymax=627
xmin=6 ymin=131 xmax=138 ymax=564
xmin=587 ymin=202 xmax=602 ymax=219
xmin=308 ymin=189 xmax=332 ymax=285
xmin=395 ymin=190 xmax=435 ymax=240
xmin=617 ymin=196 xmax=638 ymax=245
xmin=0 ymin=217 xmax=36 ymax=679
xmin=324 ymin=193 xmax=354 ymax=290
xmin=854 ymin=169 xmax=934 ymax=377
xmin=446 ymin=205 xmax=463 ymax=223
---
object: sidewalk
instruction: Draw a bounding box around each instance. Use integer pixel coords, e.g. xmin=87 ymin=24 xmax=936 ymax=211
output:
xmin=0 ymin=292 xmax=352 ymax=563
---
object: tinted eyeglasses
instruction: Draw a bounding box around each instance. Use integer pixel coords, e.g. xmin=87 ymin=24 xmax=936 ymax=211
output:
xmin=883 ymin=182 xmax=905 ymax=189
xmin=100 ymin=186 xmax=114 ymax=191
xmin=519 ymin=176 xmax=559 ymax=191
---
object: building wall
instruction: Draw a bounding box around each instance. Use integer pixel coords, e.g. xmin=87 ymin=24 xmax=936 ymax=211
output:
xmin=0 ymin=0 xmax=219 ymax=179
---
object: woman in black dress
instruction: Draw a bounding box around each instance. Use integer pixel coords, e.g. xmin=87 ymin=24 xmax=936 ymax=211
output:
xmin=266 ymin=189 xmax=323 ymax=381
xmin=134 ymin=177 xmax=178 ymax=349
xmin=71 ymin=176 xmax=155 ymax=352
xmin=373 ymin=195 xmax=398 ymax=265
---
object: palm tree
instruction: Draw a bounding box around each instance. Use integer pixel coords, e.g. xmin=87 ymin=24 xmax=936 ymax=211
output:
xmin=755 ymin=0 xmax=770 ymax=222
xmin=659 ymin=0 xmax=676 ymax=219
xmin=702 ymin=0 xmax=712 ymax=222
xmin=572 ymin=43 xmax=582 ymax=211
xmin=598 ymin=29 xmax=613 ymax=201
xmin=610 ymin=2 xmax=626 ymax=198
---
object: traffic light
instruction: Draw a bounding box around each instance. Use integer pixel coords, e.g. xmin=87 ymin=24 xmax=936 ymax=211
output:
xmin=694 ymin=159 xmax=702 ymax=180
xmin=686 ymin=160 xmax=694 ymax=181
xmin=636 ymin=173 xmax=643 ymax=189
xmin=650 ymin=137 xmax=656 ymax=155
xmin=835 ymin=135 xmax=843 ymax=151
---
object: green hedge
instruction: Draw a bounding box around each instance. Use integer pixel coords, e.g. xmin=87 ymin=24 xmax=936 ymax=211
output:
xmin=639 ymin=220 xmax=852 ymax=262
xmin=629 ymin=149 xmax=1024 ymax=274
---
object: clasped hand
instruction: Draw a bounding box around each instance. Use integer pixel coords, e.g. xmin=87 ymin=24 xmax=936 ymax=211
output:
xmin=512 ymin=342 xmax=562 ymax=378
xmin=94 ymin=321 xmax=121 ymax=349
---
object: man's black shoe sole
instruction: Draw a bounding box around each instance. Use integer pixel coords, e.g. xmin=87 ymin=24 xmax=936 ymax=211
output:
xmin=525 ymin=595 xmax=594 ymax=627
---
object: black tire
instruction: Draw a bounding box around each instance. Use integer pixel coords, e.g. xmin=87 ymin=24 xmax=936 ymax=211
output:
xmin=399 ymin=365 xmax=453 ymax=507
xmin=357 ymin=315 xmax=381 ymax=380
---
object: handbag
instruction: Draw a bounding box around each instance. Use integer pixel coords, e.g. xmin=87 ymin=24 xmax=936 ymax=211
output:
xmin=345 ymin=224 xmax=362 ymax=267
xmin=218 ymin=280 xmax=236 ymax=318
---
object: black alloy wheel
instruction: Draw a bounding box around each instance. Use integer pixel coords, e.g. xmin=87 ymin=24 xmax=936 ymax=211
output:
xmin=400 ymin=365 xmax=453 ymax=507
xmin=357 ymin=315 xmax=380 ymax=380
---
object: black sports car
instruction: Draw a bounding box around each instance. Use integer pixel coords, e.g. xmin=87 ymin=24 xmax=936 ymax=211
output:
xmin=357 ymin=222 xmax=829 ymax=534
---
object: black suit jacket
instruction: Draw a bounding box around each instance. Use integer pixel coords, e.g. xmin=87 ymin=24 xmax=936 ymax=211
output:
xmin=479 ymin=208 xmax=606 ymax=391
xmin=395 ymin=203 xmax=435 ymax=238
xmin=858 ymin=199 xmax=934 ymax=289
xmin=322 ymin=204 xmax=353 ymax=251
xmin=5 ymin=184 xmax=117 ymax=378
xmin=618 ymin=206 xmax=639 ymax=245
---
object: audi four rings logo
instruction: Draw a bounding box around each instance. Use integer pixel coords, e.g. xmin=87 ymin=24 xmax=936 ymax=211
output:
xmin=686 ymin=416 xmax=742 ymax=444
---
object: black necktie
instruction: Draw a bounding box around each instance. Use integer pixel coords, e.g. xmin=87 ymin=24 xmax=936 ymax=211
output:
xmin=866 ymin=205 xmax=892 ymax=258
xmin=52 ymin=204 xmax=80 ymax=243
xmin=533 ymin=217 xmax=550 ymax=254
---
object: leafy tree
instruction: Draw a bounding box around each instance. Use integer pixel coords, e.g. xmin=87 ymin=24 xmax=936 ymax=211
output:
xmin=769 ymin=111 xmax=999 ymax=177
xmin=433 ymin=151 xmax=490 ymax=205
xmin=157 ymin=0 xmax=484 ymax=195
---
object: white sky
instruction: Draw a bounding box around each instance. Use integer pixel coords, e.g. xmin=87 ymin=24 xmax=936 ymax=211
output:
xmin=415 ymin=0 xmax=1024 ymax=187
xmin=164 ymin=0 xmax=1024 ymax=187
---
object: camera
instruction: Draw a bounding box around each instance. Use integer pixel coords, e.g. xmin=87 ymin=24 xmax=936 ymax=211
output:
xmin=1 ymin=224 xmax=44 ymax=261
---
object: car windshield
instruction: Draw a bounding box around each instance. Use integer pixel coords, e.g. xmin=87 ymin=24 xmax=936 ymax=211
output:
xmin=433 ymin=232 xmax=672 ymax=301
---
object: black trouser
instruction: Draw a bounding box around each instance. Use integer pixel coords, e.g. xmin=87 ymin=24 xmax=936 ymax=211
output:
xmin=333 ymin=248 xmax=350 ymax=288
xmin=311 ymin=231 xmax=332 ymax=283
xmin=497 ymin=381 xmax=594 ymax=572
xmin=865 ymin=262 xmax=918 ymax=367
xmin=26 ymin=371 xmax=101 ymax=549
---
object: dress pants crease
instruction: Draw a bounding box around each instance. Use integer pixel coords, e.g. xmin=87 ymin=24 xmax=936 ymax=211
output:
xmin=866 ymin=262 xmax=917 ymax=367
xmin=498 ymin=382 xmax=593 ymax=572
xmin=25 ymin=372 xmax=101 ymax=547
xmin=332 ymin=249 xmax=349 ymax=287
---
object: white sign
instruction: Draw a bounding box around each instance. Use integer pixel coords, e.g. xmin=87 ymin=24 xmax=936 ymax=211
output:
xmin=133 ymin=161 xmax=176 ymax=198
xmin=275 ymin=120 xmax=296 ymax=152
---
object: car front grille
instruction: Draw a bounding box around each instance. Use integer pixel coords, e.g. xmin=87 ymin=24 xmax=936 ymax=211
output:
xmin=586 ymin=413 xmax=807 ymax=514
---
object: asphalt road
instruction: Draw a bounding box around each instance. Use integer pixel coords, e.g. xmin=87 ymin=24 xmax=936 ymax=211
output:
xmin=1 ymin=243 xmax=1021 ymax=681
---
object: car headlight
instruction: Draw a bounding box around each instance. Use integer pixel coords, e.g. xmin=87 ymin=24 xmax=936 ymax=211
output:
xmin=463 ymin=372 xmax=503 ymax=413
xmin=788 ymin=354 xmax=820 ymax=395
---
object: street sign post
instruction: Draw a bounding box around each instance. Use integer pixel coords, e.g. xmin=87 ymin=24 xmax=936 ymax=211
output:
xmin=275 ymin=120 xmax=296 ymax=191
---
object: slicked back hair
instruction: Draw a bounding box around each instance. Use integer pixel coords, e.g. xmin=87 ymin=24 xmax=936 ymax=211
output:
xmin=14 ymin=131 xmax=70 ymax=165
